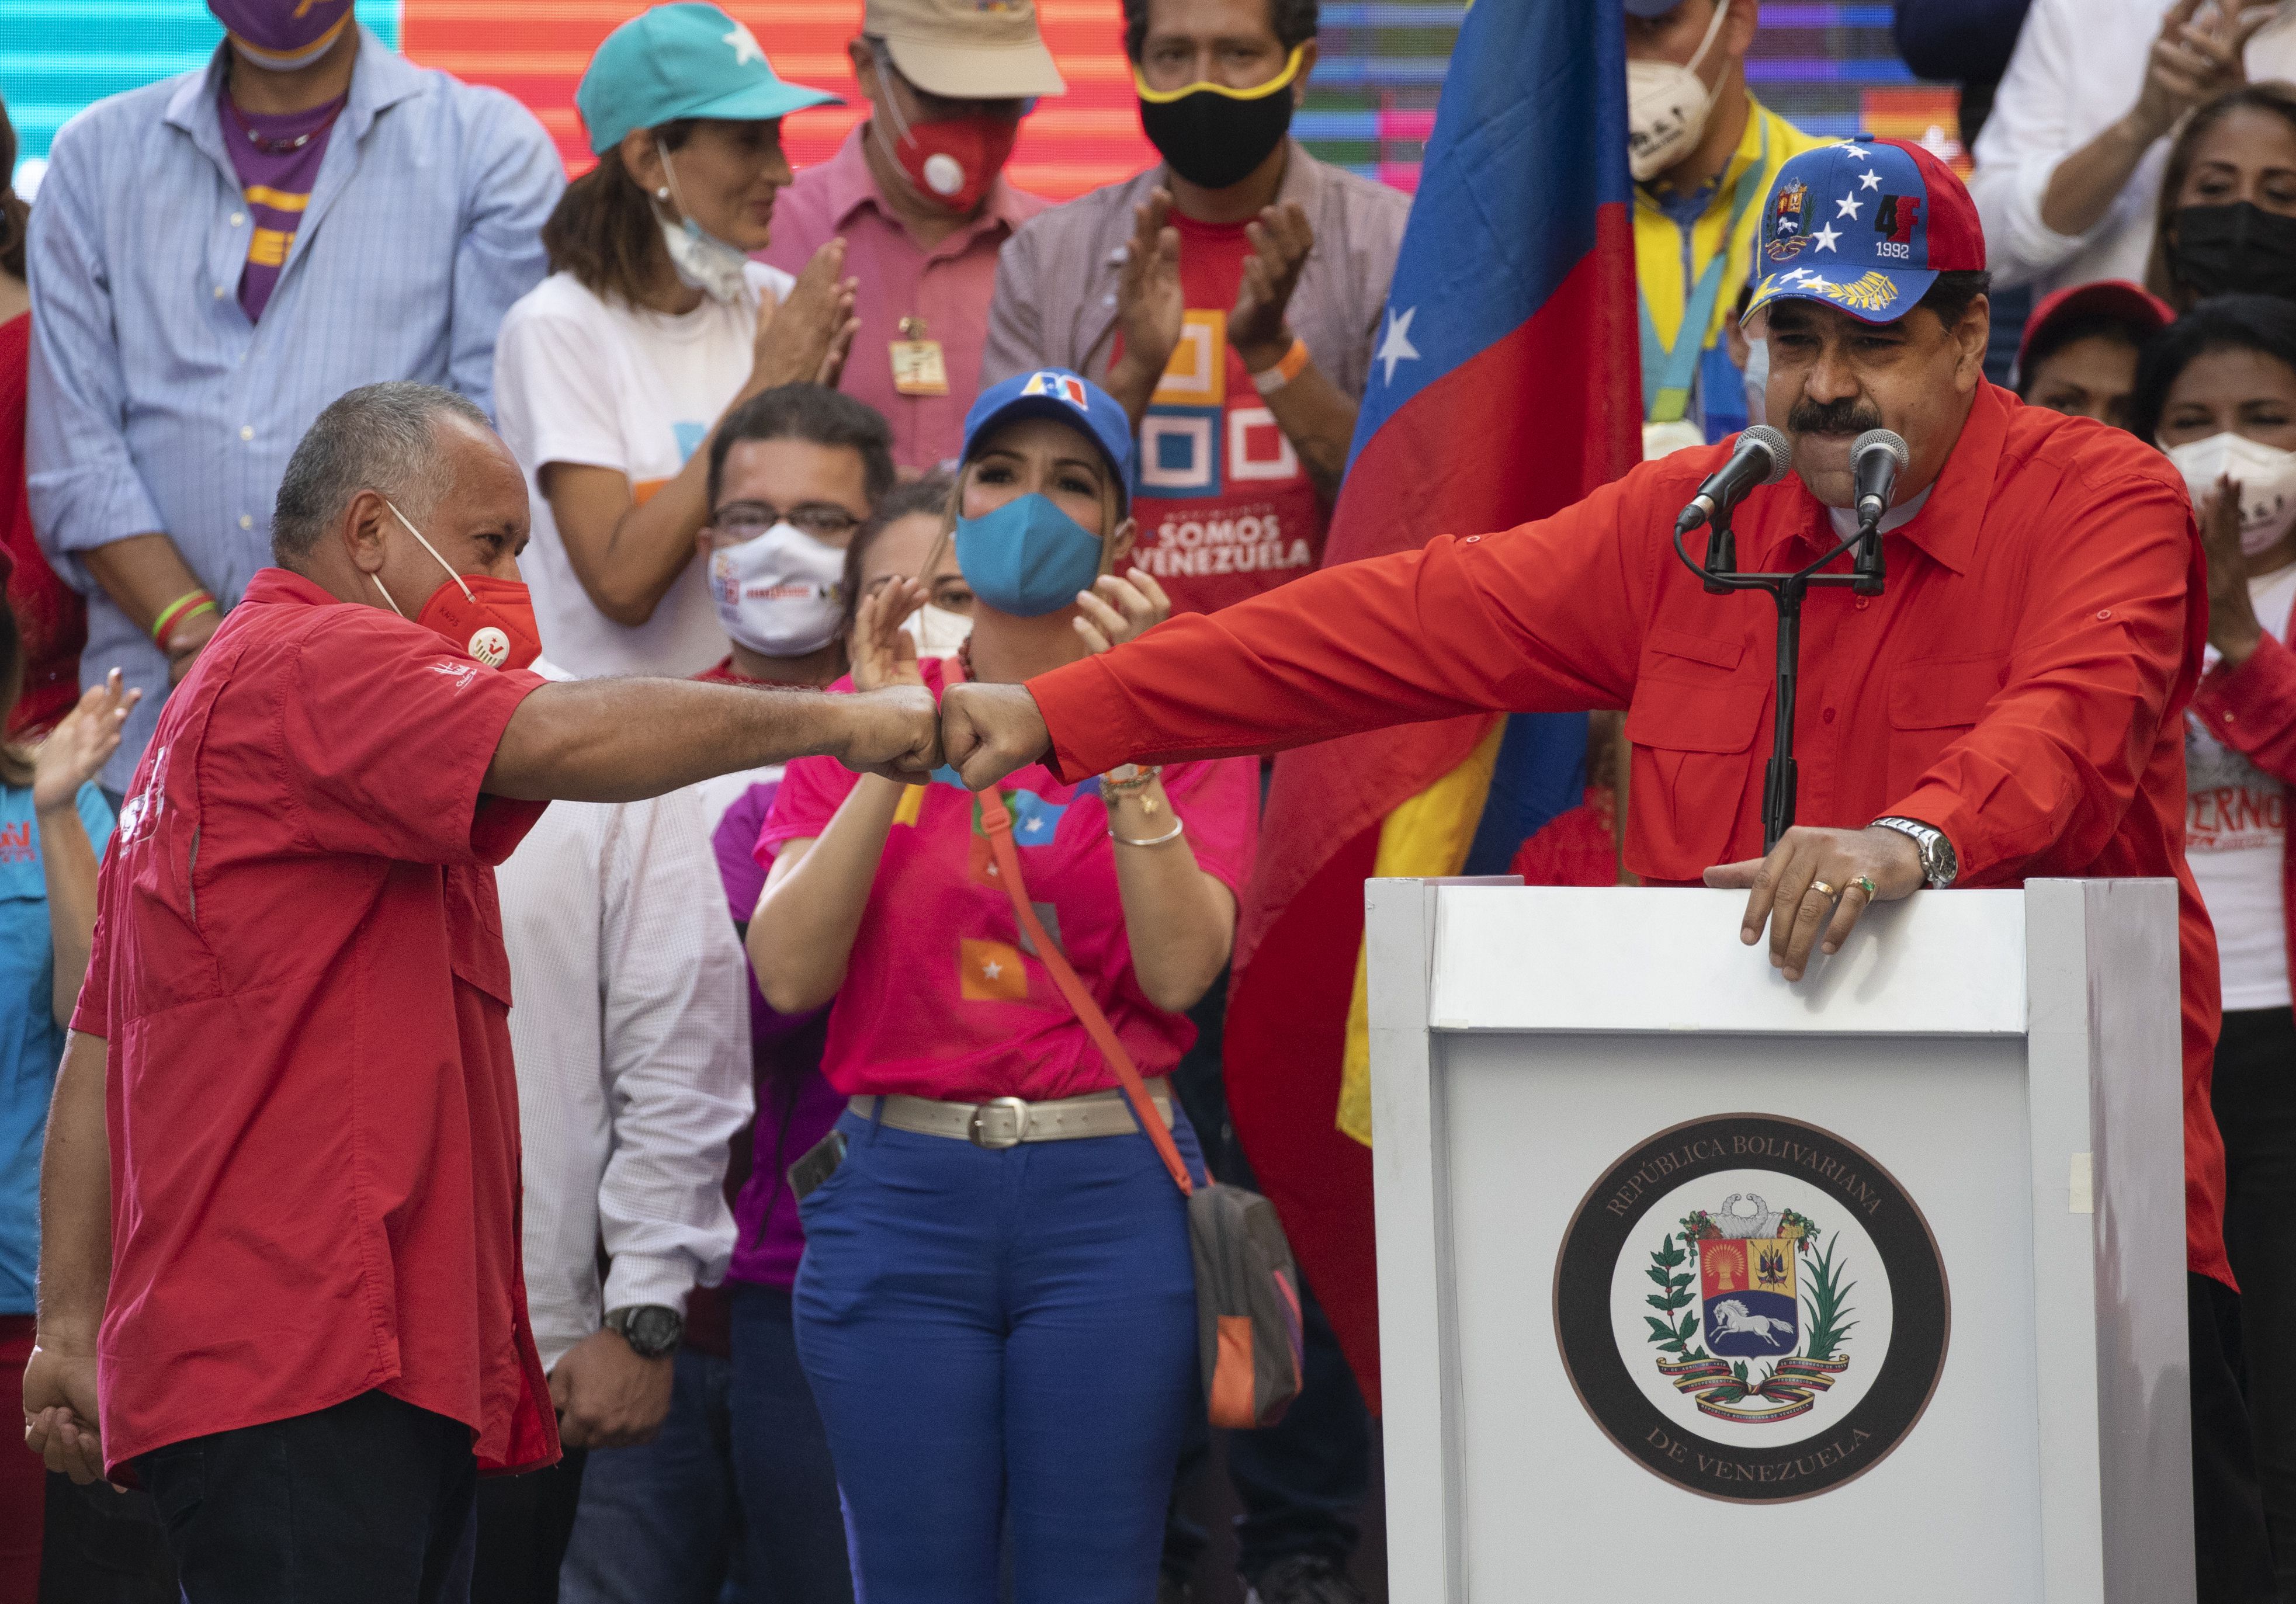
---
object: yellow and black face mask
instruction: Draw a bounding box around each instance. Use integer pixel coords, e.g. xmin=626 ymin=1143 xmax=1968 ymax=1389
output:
xmin=1133 ymin=44 xmax=1306 ymax=190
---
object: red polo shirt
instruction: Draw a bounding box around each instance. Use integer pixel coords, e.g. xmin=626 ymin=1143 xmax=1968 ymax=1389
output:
xmin=74 ymin=568 xmax=560 ymax=1477
xmin=1030 ymin=384 xmax=2232 ymax=1285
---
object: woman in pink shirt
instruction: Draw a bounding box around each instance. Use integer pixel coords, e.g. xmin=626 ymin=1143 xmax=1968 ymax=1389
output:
xmin=749 ymin=369 xmax=1252 ymax=1602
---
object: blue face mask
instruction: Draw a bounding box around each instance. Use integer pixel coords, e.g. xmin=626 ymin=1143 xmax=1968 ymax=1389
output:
xmin=953 ymin=492 xmax=1107 ymax=618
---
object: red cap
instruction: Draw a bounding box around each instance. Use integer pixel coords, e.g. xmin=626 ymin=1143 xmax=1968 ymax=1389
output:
xmin=2015 ymin=279 xmax=2175 ymax=377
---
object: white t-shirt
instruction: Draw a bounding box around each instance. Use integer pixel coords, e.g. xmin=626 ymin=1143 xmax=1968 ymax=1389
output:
xmin=2189 ymin=562 xmax=2296 ymax=1012
xmin=493 ymin=262 xmax=793 ymax=679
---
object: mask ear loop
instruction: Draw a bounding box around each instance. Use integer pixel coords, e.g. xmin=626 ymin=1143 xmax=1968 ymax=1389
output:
xmin=384 ymin=497 xmax=474 ymax=603
xmin=1684 ymin=0 xmax=1731 ymax=79
xmin=657 ymin=141 xmax=696 ymax=225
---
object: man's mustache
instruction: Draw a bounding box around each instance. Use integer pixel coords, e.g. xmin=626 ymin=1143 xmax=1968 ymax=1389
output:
xmin=1787 ymin=397 xmax=1887 ymax=436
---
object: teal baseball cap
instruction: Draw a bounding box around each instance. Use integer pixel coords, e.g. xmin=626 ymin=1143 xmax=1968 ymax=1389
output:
xmin=577 ymin=4 xmax=840 ymax=156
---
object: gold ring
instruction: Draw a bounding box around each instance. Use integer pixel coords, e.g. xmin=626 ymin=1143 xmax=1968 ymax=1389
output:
xmin=1852 ymin=876 xmax=1878 ymax=899
xmin=1808 ymin=880 xmax=1838 ymax=898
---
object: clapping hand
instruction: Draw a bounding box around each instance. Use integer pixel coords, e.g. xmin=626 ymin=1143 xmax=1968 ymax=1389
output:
xmin=851 ymin=577 xmax=928 ymax=692
xmin=1229 ymin=202 xmax=1314 ymax=370
xmin=2129 ymin=0 xmax=2280 ymax=141
xmin=1107 ymin=190 xmax=1185 ymax=418
xmin=2201 ymin=477 xmax=2267 ymax=664
xmin=1073 ymin=570 xmax=1171 ymax=655
xmin=753 ymin=238 xmax=861 ymax=390
xmin=33 ymin=671 xmax=138 ymax=817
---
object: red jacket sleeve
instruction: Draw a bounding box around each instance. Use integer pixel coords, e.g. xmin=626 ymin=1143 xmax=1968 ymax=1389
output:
xmin=2191 ymin=631 xmax=2296 ymax=784
xmin=1029 ymin=470 xmax=1657 ymax=781
xmin=1887 ymin=468 xmax=2200 ymax=884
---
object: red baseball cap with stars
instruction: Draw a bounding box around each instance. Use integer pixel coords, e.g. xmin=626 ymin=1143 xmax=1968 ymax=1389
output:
xmin=1743 ymin=136 xmax=1988 ymax=326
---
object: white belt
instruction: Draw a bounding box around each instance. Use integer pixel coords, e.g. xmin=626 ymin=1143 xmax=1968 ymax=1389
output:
xmin=852 ymin=1081 xmax=1173 ymax=1150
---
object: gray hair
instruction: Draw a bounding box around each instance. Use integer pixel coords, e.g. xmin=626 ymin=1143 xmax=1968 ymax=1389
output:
xmin=270 ymin=381 xmax=491 ymax=564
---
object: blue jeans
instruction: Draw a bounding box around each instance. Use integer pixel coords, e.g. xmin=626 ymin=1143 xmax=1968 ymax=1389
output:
xmin=559 ymin=1348 xmax=740 ymax=1604
xmin=728 ymin=1284 xmax=856 ymax=1603
xmin=794 ymin=1107 xmax=1201 ymax=1604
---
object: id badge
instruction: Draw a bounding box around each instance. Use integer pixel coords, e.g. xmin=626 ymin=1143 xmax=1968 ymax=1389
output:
xmin=890 ymin=339 xmax=949 ymax=397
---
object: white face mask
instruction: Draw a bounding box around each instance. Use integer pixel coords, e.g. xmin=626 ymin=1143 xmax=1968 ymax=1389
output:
xmin=656 ymin=150 xmax=751 ymax=304
xmin=708 ymin=522 xmax=847 ymax=656
xmin=901 ymin=600 xmax=973 ymax=660
xmin=1741 ymin=334 xmax=1770 ymax=428
xmin=2163 ymin=431 xmax=2296 ymax=556
xmin=1626 ymin=0 xmax=1730 ymax=184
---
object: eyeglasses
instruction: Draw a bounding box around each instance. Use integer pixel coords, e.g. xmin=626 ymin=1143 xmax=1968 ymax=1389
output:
xmin=712 ymin=502 xmax=863 ymax=541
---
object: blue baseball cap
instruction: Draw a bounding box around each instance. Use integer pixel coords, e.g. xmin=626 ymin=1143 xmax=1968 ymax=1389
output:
xmin=577 ymin=4 xmax=840 ymax=156
xmin=961 ymin=369 xmax=1133 ymax=513
xmin=1624 ymin=0 xmax=1690 ymax=15
xmin=1743 ymin=136 xmax=1988 ymax=326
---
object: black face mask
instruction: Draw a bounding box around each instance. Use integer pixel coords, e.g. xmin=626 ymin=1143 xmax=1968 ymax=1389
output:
xmin=1136 ymin=50 xmax=1299 ymax=190
xmin=2168 ymin=201 xmax=2296 ymax=302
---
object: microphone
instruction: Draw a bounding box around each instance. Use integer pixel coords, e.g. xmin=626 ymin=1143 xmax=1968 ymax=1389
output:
xmin=1674 ymin=425 xmax=1792 ymax=536
xmin=1850 ymin=428 xmax=1906 ymax=598
xmin=1851 ymin=429 xmax=1908 ymax=528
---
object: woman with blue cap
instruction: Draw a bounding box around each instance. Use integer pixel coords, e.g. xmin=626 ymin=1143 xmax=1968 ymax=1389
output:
xmin=494 ymin=4 xmax=863 ymax=681
xmin=748 ymin=367 xmax=1256 ymax=1601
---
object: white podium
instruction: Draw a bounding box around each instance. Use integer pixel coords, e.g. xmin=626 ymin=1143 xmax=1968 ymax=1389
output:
xmin=1365 ymin=880 xmax=2191 ymax=1604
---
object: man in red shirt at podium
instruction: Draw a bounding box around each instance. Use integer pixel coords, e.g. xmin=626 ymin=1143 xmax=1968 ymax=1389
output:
xmin=941 ymin=138 xmax=2274 ymax=1599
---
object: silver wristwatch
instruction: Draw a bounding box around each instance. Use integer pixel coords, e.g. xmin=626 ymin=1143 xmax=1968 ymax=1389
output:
xmin=1870 ymin=816 xmax=1958 ymax=888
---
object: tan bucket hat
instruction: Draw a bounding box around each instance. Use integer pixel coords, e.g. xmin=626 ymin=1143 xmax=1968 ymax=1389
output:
xmin=865 ymin=0 xmax=1067 ymax=99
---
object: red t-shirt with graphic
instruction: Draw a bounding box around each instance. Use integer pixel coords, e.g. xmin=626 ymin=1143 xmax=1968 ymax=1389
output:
xmin=1122 ymin=214 xmax=1327 ymax=614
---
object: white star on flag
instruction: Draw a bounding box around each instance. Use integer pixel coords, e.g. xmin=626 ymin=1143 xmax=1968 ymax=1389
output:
xmin=1836 ymin=195 xmax=1863 ymax=220
xmin=1375 ymin=305 xmax=1420 ymax=385
xmin=1858 ymin=170 xmax=1882 ymax=192
xmin=724 ymin=21 xmax=765 ymax=64
xmin=1812 ymin=222 xmax=1841 ymax=252
xmin=1019 ymin=814 xmax=1051 ymax=838
xmin=982 ymin=960 xmax=1003 ymax=980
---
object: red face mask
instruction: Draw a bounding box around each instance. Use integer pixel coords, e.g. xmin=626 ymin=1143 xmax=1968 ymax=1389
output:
xmin=879 ymin=111 xmax=1019 ymax=214
xmin=377 ymin=501 xmax=543 ymax=671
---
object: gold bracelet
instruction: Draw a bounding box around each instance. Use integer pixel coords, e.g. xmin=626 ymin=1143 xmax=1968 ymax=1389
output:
xmin=1109 ymin=815 xmax=1185 ymax=848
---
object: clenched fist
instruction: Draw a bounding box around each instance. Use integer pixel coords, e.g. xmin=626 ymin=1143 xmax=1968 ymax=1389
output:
xmin=940 ymin=682 xmax=1053 ymax=790
xmin=834 ymin=685 xmax=943 ymax=782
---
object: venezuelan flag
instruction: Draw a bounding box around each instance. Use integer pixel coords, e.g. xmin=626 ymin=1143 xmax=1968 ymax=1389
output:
xmin=1219 ymin=0 xmax=1641 ymax=1408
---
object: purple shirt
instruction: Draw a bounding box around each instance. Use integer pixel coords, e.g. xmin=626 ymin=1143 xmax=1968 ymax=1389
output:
xmin=713 ymin=780 xmax=845 ymax=1291
xmin=218 ymin=88 xmax=342 ymax=321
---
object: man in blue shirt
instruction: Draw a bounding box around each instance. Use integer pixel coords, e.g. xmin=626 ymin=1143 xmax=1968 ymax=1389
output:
xmin=26 ymin=0 xmax=564 ymax=794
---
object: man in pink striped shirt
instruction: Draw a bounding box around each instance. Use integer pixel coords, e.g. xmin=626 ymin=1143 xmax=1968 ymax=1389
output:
xmin=762 ymin=0 xmax=1060 ymax=471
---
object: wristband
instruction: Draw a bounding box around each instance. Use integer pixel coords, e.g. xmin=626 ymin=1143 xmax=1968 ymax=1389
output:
xmin=151 ymin=589 xmax=217 ymax=651
xmin=1249 ymin=337 xmax=1311 ymax=395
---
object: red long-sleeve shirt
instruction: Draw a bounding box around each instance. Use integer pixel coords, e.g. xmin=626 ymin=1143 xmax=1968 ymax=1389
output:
xmin=1032 ymin=383 xmax=2230 ymax=1284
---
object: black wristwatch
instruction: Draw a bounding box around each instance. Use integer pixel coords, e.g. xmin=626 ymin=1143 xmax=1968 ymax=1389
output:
xmin=604 ymin=1304 xmax=683 ymax=1360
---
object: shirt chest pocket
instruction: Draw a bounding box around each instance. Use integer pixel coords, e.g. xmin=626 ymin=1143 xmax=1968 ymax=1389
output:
xmin=1624 ymin=627 xmax=1767 ymax=874
xmin=1885 ymin=654 xmax=2007 ymax=798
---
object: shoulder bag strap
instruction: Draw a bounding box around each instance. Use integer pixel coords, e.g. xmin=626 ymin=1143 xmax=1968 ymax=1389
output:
xmin=979 ymin=789 xmax=1195 ymax=1197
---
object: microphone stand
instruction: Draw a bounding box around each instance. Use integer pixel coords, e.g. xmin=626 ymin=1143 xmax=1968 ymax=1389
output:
xmin=1673 ymin=506 xmax=1885 ymax=852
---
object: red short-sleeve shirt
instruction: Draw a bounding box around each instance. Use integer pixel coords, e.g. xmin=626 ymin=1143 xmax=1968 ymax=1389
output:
xmin=75 ymin=568 xmax=557 ymax=1477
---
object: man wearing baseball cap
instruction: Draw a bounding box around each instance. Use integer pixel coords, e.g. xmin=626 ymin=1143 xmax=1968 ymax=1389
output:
xmin=1626 ymin=0 xmax=1822 ymax=459
xmin=941 ymin=136 xmax=2277 ymax=1600
xmin=762 ymin=0 xmax=1064 ymax=473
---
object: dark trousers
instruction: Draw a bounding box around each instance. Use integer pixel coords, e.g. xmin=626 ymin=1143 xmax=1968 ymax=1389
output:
xmin=137 ymin=1390 xmax=479 ymax=1604
xmin=2214 ymin=1005 xmax=2296 ymax=1599
xmin=1164 ymin=974 xmax=1371 ymax=1585
xmin=730 ymin=1284 xmax=856 ymax=1603
xmin=471 ymin=1447 xmax=587 ymax=1604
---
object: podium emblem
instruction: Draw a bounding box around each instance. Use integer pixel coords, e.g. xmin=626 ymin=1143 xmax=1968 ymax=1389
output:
xmin=1553 ymin=1115 xmax=1949 ymax=1502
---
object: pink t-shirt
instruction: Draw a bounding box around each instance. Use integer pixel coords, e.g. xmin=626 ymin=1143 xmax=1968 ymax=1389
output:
xmin=758 ymin=658 xmax=1258 ymax=1103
